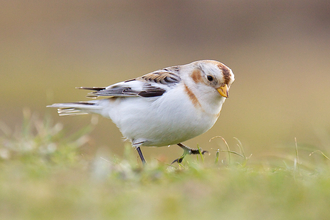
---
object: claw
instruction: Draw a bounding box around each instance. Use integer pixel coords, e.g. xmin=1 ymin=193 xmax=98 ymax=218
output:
xmin=202 ymin=150 xmax=208 ymax=155
xmin=171 ymin=157 xmax=184 ymax=164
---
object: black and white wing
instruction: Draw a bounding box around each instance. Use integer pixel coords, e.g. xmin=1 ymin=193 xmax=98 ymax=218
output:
xmin=79 ymin=68 xmax=181 ymax=98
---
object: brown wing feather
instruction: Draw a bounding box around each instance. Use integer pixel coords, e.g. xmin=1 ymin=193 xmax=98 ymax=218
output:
xmin=139 ymin=71 xmax=181 ymax=84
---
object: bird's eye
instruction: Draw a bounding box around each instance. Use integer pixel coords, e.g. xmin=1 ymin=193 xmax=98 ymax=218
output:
xmin=207 ymin=75 xmax=214 ymax=81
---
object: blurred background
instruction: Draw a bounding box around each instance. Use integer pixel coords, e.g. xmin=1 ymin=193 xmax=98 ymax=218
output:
xmin=1 ymin=0 xmax=330 ymax=161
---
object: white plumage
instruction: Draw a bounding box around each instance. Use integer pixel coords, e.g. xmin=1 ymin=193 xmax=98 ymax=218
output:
xmin=48 ymin=60 xmax=235 ymax=163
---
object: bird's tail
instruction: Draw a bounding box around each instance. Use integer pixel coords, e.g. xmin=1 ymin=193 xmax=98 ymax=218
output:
xmin=47 ymin=101 xmax=103 ymax=116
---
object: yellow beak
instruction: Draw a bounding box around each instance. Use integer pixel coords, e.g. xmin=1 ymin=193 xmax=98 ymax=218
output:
xmin=217 ymin=84 xmax=229 ymax=98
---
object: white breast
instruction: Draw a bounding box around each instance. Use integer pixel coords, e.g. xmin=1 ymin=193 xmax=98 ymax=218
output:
xmin=98 ymin=84 xmax=225 ymax=147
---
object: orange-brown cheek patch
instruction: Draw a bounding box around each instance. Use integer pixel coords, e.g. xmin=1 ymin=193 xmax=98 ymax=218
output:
xmin=191 ymin=69 xmax=203 ymax=83
xmin=217 ymin=63 xmax=231 ymax=85
xmin=184 ymin=84 xmax=201 ymax=108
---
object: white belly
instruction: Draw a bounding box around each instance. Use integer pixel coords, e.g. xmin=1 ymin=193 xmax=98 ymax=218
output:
xmin=99 ymin=86 xmax=223 ymax=147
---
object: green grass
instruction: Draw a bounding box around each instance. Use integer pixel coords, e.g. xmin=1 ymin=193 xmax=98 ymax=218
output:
xmin=1 ymin=112 xmax=330 ymax=220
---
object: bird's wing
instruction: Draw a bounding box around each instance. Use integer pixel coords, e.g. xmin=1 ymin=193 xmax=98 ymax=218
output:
xmin=79 ymin=67 xmax=181 ymax=98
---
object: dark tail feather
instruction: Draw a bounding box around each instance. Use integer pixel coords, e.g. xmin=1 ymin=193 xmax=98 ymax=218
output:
xmin=76 ymin=87 xmax=106 ymax=98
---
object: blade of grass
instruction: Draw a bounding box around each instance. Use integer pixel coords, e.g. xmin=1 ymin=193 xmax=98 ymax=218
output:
xmin=309 ymin=150 xmax=330 ymax=160
xmin=294 ymin=137 xmax=299 ymax=171
xmin=234 ymin=137 xmax=245 ymax=158
xmin=209 ymin=136 xmax=231 ymax=165
xmin=215 ymin=149 xmax=220 ymax=164
xmin=197 ymin=144 xmax=204 ymax=163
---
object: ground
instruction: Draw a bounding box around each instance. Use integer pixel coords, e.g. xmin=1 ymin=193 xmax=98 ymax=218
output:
xmin=1 ymin=115 xmax=330 ymax=220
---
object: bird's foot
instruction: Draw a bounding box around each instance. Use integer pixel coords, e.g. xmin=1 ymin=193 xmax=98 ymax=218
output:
xmin=188 ymin=148 xmax=209 ymax=155
xmin=171 ymin=156 xmax=185 ymax=164
xmin=171 ymin=143 xmax=208 ymax=164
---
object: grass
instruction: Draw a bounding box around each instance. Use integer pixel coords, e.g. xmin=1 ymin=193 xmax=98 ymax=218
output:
xmin=1 ymin=111 xmax=330 ymax=220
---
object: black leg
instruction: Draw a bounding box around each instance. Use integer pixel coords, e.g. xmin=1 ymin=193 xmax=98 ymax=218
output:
xmin=136 ymin=146 xmax=146 ymax=164
xmin=171 ymin=143 xmax=208 ymax=164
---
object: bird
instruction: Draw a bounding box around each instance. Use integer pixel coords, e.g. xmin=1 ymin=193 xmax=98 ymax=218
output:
xmin=47 ymin=60 xmax=235 ymax=164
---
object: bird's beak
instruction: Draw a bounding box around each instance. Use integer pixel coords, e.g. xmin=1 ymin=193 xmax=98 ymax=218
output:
xmin=217 ymin=84 xmax=229 ymax=98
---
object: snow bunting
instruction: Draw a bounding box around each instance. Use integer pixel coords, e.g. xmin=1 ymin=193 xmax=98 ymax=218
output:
xmin=47 ymin=60 xmax=235 ymax=164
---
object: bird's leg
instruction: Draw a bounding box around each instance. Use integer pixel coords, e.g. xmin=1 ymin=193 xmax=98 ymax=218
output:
xmin=171 ymin=143 xmax=208 ymax=164
xmin=136 ymin=146 xmax=146 ymax=164
xmin=133 ymin=141 xmax=147 ymax=165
